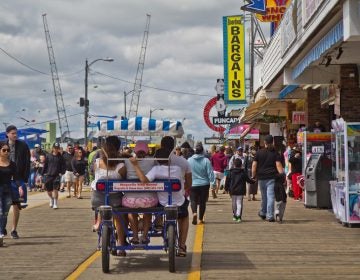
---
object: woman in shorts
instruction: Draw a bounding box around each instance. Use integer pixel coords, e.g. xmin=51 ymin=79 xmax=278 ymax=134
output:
xmin=91 ymin=136 xmax=127 ymax=256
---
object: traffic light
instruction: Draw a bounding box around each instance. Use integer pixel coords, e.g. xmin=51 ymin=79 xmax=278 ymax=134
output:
xmin=79 ymin=98 xmax=89 ymax=107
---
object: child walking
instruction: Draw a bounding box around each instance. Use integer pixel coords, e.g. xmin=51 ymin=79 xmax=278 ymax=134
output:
xmin=225 ymin=158 xmax=255 ymax=222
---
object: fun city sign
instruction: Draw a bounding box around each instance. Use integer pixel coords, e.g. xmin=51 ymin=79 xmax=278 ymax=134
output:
xmin=203 ymin=79 xmax=239 ymax=133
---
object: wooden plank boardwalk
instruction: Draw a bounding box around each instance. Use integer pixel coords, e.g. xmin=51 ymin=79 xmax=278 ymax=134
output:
xmin=201 ymin=192 xmax=360 ymax=280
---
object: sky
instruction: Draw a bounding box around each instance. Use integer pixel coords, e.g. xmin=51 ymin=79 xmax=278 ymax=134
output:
xmin=0 ymin=0 xmax=266 ymax=143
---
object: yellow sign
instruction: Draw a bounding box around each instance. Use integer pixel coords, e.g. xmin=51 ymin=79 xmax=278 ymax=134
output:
xmin=256 ymin=0 xmax=291 ymax=23
xmin=223 ymin=15 xmax=246 ymax=104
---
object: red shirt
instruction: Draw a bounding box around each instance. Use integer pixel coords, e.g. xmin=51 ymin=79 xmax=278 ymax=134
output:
xmin=211 ymin=151 xmax=228 ymax=173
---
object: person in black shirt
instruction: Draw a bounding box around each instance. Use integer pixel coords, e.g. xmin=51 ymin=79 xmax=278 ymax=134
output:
xmin=42 ymin=143 xmax=65 ymax=209
xmin=252 ymin=135 xmax=284 ymax=222
xmin=0 ymin=141 xmax=17 ymax=244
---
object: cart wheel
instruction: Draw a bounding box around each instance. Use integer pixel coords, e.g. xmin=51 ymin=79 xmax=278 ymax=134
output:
xmin=101 ymin=224 xmax=111 ymax=273
xmin=167 ymin=224 xmax=176 ymax=273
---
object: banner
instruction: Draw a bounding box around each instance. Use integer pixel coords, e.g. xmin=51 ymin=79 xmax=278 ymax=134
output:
xmin=223 ymin=15 xmax=246 ymax=104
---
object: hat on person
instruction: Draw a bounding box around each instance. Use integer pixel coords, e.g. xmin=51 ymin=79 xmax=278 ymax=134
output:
xmin=6 ymin=125 xmax=17 ymax=133
xmin=53 ymin=142 xmax=60 ymax=148
xmin=237 ymin=147 xmax=244 ymax=151
xmin=34 ymin=144 xmax=40 ymax=148
xmin=264 ymin=134 xmax=274 ymax=144
xmin=134 ymin=140 xmax=149 ymax=154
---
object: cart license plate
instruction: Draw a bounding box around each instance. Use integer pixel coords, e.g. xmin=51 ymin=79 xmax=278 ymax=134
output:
xmin=112 ymin=182 xmax=165 ymax=191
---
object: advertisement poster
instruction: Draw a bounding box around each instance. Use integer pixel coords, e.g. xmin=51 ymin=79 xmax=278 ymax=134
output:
xmin=223 ymin=15 xmax=246 ymax=104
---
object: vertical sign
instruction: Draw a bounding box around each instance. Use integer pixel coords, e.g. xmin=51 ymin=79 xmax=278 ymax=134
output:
xmin=223 ymin=15 xmax=246 ymax=104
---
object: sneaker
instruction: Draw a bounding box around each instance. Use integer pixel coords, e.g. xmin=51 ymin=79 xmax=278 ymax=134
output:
xmin=11 ymin=230 xmax=19 ymax=239
xmin=49 ymin=199 xmax=54 ymax=208
xmin=2 ymin=229 xmax=7 ymax=236
xmin=232 ymin=215 xmax=237 ymax=221
xmin=236 ymin=217 xmax=242 ymax=223
xmin=267 ymin=218 xmax=275 ymax=222
xmin=258 ymin=212 xmax=266 ymax=220
xmin=53 ymin=204 xmax=58 ymax=209
xmin=192 ymin=215 xmax=197 ymax=225
xmin=20 ymin=202 xmax=28 ymax=209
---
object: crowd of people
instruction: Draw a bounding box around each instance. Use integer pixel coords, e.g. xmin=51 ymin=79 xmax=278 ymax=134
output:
xmin=0 ymin=123 xmax=303 ymax=254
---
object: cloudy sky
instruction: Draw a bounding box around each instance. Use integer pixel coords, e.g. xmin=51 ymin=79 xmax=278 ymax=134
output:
xmin=0 ymin=0 xmax=265 ymax=142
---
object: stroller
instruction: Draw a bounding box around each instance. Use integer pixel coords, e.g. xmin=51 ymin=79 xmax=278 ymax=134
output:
xmin=275 ymin=174 xmax=287 ymax=223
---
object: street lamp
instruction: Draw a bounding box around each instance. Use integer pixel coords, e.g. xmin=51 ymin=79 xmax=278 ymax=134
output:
xmin=84 ymin=58 xmax=114 ymax=146
xmin=149 ymin=108 xmax=164 ymax=142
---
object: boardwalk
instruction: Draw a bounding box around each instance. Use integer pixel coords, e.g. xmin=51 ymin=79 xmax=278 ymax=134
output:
xmin=201 ymin=193 xmax=360 ymax=279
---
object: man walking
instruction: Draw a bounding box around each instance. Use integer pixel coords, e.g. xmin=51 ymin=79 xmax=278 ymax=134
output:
xmin=6 ymin=125 xmax=30 ymax=239
xmin=251 ymin=135 xmax=284 ymax=222
xmin=42 ymin=143 xmax=65 ymax=209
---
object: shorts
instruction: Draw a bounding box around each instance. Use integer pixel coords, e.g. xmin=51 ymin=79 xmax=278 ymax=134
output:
xmin=177 ymin=198 xmax=189 ymax=219
xmin=214 ymin=171 xmax=224 ymax=180
xmin=64 ymin=170 xmax=75 ymax=183
xmin=44 ymin=175 xmax=61 ymax=192
xmin=157 ymin=197 xmax=189 ymax=219
xmin=91 ymin=190 xmax=123 ymax=210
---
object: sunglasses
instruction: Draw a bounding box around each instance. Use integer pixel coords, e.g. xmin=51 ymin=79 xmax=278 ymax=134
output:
xmin=1 ymin=148 xmax=10 ymax=153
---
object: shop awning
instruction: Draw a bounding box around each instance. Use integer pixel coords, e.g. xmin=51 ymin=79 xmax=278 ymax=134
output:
xmin=0 ymin=128 xmax=48 ymax=140
xmin=279 ymin=85 xmax=298 ymax=99
xmin=239 ymin=99 xmax=288 ymax=123
xmin=292 ymin=21 xmax=343 ymax=80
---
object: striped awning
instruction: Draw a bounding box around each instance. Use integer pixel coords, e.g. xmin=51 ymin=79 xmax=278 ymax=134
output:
xmin=279 ymin=85 xmax=299 ymax=99
xmin=96 ymin=117 xmax=184 ymax=137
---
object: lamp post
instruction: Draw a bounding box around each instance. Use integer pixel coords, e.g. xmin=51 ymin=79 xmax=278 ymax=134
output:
xmin=84 ymin=58 xmax=114 ymax=146
xmin=149 ymin=108 xmax=164 ymax=142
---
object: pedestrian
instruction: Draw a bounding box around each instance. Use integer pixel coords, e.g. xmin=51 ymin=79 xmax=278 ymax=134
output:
xmin=41 ymin=143 xmax=66 ymax=209
xmin=228 ymin=147 xmax=245 ymax=169
xmin=288 ymin=148 xmax=303 ymax=201
xmin=210 ymin=146 xmax=228 ymax=198
xmin=243 ymin=146 xmax=258 ymax=201
xmin=5 ymin=125 xmax=30 ymax=239
xmin=62 ymin=143 xmax=75 ymax=198
xmin=251 ymin=135 xmax=284 ymax=222
xmin=180 ymin=141 xmax=194 ymax=159
xmin=34 ymin=143 xmax=46 ymax=160
xmin=187 ymin=142 xmax=215 ymax=225
xmin=72 ymin=148 xmax=87 ymax=199
xmin=130 ymin=147 xmax=189 ymax=257
xmin=0 ymin=141 xmax=16 ymax=246
xmin=225 ymin=158 xmax=255 ymax=222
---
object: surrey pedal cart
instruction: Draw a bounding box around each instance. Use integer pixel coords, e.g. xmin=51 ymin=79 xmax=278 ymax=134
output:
xmin=95 ymin=116 xmax=184 ymax=273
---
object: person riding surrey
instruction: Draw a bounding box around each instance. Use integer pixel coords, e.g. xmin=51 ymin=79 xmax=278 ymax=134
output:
xmin=0 ymin=141 xmax=17 ymax=245
xmin=123 ymin=140 xmax=157 ymax=245
xmin=129 ymin=147 xmax=190 ymax=257
xmin=187 ymin=142 xmax=215 ymax=225
xmin=90 ymin=136 xmax=127 ymax=256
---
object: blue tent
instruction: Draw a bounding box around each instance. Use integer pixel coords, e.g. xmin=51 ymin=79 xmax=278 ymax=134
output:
xmin=0 ymin=127 xmax=48 ymax=148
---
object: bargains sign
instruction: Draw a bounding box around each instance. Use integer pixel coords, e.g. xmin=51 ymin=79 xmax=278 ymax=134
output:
xmin=223 ymin=15 xmax=246 ymax=104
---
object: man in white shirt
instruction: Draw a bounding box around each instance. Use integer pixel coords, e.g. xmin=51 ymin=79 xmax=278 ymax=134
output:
xmin=130 ymin=148 xmax=189 ymax=257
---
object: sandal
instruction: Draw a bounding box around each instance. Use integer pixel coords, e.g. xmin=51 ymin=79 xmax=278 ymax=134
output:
xmin=176 ymin=245 xmax=187 ymax=257
xmin=116 ymin=250 xmax=126 ymax=257
xmin=140 ymin=236 xmax=150 ymax=244
xmin=130 ymin=237 xmax=140 ymax=244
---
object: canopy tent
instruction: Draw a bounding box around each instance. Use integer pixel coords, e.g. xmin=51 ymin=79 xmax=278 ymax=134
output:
xmin=96 ymin=117 xmax=184 ymax=138
xmin=0 ymin=127 xmax=48 ymax=140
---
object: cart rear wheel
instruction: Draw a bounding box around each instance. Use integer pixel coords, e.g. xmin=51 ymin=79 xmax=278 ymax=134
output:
xmin=167 ymin=224 xmax=176 ymax=273
xmin=101 ymin=224 xmax=111 ymax=273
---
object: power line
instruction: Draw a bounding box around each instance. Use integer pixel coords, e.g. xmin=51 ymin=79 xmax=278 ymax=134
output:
xmin=18 ymin=112 xmax=83 ymax=128
xmin=94 ymin=71 xmax=213 ymax=97
xmin=0 ymin=46 xmax=83 ymax=77
xmin=0 ymin=47 xmax=49 ymax=75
